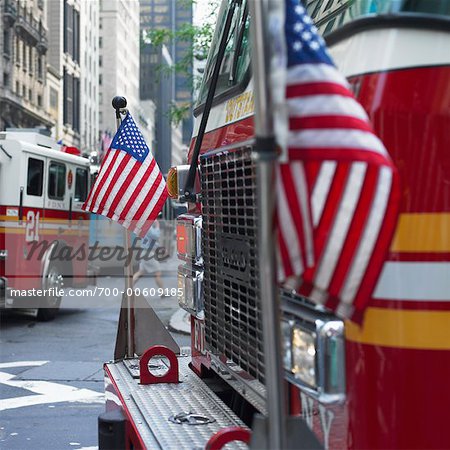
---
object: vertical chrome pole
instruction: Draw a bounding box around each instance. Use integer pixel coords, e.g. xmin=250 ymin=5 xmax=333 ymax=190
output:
xmin=248 ymin=1 xmax=287 ymax=449
xmin=112 ymin=96 xmax=135 ymax=358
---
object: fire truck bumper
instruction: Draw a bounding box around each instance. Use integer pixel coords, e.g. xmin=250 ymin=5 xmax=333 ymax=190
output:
xmin=102 ymin=356 xmax=249 ymax=450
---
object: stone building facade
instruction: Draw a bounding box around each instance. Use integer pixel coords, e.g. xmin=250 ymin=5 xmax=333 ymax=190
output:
xmin=0 ymin=0 xmax=53 ymax=130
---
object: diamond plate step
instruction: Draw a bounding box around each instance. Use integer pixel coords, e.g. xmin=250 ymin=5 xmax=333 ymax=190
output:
xmin=106 ymin=357 xmax=249 ymax=449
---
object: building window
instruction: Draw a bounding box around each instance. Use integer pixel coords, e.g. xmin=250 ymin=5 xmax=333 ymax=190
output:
xmin=99 ymin=74 xmax=102 ymax=85
xmin=38 ymin=95 xmax=42 ymax=107
xmin=48 ymin=162 xmax=66 ymax=200
xmin=16 ymin=81 xmax=19 ymax=93
xmin=99 ymin=37 xmax=102 ymax=48
xmin=29 ymin=47 xmax=33 ymax=73
xmin=38 ymin=57 xmax=43 ymax=79
xmin=28 ymin=89 xmax=32 ymax=101
xmin=50 ymin=87 xmax=58 ymax=110
xmin=22 ymin=43 xmax=27 ymax=70
xmin=3 ymin=30 xmax=10 ymax=56
xmin=15 ymin=38 xmax=20 ymax=64
xmin=99 ymin=92 xmax=103 ymax=104
xmin=22 ymin=85 xmax=26 ymax=98
xmin=27 ymin=158 xmax=44 ymax=197
xmin=73 ymin=77 xmax=80 ymax=132
xmin=99 ymin=55 xmax=102 ymax=67
xmin=3 ymin=72 xmax=9 ymax=88
xmin=73 ymin=8 xmax=80 ymax=63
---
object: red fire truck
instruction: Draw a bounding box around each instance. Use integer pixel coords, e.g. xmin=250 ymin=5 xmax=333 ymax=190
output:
xmin=0 ymin=130 xmax=92 ymax=320
xmin=99 ymin=1 xmax=450 ymax=448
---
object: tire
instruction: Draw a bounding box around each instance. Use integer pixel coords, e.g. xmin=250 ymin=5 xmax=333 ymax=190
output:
xmin=37 ymin=262 xmax=64 ymax=321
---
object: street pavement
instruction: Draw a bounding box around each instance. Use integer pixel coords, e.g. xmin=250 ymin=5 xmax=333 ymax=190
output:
xmin=0 ymin=265 xmax=188 ymax=450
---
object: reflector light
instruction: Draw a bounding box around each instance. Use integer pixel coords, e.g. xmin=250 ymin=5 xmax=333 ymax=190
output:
xmin=177 ymin=264 xmax=203 ymax=317
xmin=176 ymin=215 xmax=202 ymax=264
xmin=166 ymin=165 xmax=200 ymax=200
xmin=167 ymin=167 xmax=179 ymax=199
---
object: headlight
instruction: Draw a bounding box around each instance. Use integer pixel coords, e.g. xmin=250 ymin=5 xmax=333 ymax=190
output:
xmin=292 ymin=327 xmax=317 ymax=388
xmin=0 ymin=250 xmax=7 ymax=260
xmin=177 ymin=264 xmax=203 ymax=318
xmin=176 ymin=214 xmax=202 ymax=264
xmin=282 ymin=295 xmax=346 ymax=404
xmin=281 ymin=319 xmax=294 ymax=371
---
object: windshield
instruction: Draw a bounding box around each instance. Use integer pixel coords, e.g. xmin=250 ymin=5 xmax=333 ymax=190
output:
xmin=196 ymin=0 xmax=250 ymax=107
xmin=307 ymin=0 xmax=450 ymax=36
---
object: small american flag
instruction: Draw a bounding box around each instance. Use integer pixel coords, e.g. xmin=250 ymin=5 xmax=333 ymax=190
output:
xmin=277 ymin=0 xmax=400 ymax=320
xmin=83 ymin=112 xmax=167 ymax=237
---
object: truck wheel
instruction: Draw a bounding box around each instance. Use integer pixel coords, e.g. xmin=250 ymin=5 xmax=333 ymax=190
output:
xmin=37 ymin=262 xmax=64 ymax=321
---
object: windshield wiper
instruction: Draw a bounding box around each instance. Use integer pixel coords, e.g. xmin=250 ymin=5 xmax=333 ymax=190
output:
xmin=183 ymin=0 xmax=240 ymax=201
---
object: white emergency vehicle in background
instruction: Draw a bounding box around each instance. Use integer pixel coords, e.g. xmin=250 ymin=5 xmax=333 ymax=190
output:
xmin=0 ymin=129 xmax=92 ymax=320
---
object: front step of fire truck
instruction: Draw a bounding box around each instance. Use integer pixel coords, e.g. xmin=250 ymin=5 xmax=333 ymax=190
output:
xmin=101 ymin=351 xmax=250 ymax=450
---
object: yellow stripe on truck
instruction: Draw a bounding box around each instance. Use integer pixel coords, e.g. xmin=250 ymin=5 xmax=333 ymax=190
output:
xmin=346 ymin=307 xmax=450 ymax=350
xmin=391 ymin=213 xmax=450 ymax=252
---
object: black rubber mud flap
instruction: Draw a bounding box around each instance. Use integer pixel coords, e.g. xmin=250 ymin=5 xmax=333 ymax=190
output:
xmin=98 ymin=409 xmax=126 ymax=450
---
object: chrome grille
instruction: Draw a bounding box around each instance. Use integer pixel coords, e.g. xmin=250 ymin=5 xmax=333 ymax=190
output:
xmin=201 ymin=146 xmax=265 ymax=383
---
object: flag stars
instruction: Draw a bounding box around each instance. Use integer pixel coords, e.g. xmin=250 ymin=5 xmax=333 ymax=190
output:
xmin=302 ymin=31 xmax=312 ymax=41
xmin=295 ymin=4 xmax=305 ymax=15
xmin=293 ymin=41 xmax=303 ymax=51
xmin=309 ymin=40 xmax=320 ymax=51
xmin=293 ymin=22 xmax=304 ymax=32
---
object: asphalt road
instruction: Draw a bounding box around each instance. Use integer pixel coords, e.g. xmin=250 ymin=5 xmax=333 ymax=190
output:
xmin=0 ymin=271 xmax=188 ymax=450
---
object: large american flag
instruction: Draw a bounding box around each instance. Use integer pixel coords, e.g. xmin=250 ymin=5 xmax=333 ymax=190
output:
xmin=277 ymin=0 xmax=400 ymax=320
xmin=83 ymin=113 xmax=167 ymax=237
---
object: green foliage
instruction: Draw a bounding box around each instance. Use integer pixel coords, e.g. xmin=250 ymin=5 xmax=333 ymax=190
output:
xmin=143 ymin=0 xmax=219 ymax=124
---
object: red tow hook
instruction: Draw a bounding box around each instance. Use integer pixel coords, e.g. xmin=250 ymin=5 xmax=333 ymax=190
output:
xmin=205 ymin=426 xmax=251 ymax=450
xmin=139 ymin=345 xmax=179 ymax=385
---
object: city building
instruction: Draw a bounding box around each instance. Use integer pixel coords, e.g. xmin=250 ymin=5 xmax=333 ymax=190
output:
xmin=98 ymin=0 xmax=140 ymax=137
xmin=140 ymin=0 xmax=194 ymax=145
xmin=79 ymin=0 xmax=99 ymax=156
xmin=140 ymin=43 xmax=173 ymax=174
xmin=47 ymin=0 xmax=81 ymax=148
xmin=0 ymin=0 xmax=53 ymax=130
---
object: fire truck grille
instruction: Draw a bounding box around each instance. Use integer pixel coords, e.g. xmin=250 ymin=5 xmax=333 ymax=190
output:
xmin=201 ymin=147 xmax=265 ymax=384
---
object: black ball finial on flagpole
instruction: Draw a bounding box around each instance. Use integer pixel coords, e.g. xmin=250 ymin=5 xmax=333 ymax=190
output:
xmin=112 ymin=96 xmax=127 ymax=119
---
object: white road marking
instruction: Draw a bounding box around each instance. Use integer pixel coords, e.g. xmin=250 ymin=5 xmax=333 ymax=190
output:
xmin=0 ymin=362 xmax=104 ymax=411
xmin=0 ymin=361 xmax=48 ymax=369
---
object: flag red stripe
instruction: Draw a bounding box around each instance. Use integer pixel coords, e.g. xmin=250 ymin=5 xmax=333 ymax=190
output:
xmin=288 ymin=148 xmax=393 ymax=166
xmin=89 ymin=150 xmax=120 ymax=211
xmin=83 ymin=149 xmax=113 ymax=210
xmin=118 ymin=158 xmax=157 ymax=222
xmin=286 ymin=82 xmax=354 ymax=99
xmin=280 ymin=164 xmax=309 ymax=270
xmin=278 ymin=226 xmax=294 ymax=278
xmin=105 ymin=159 xmax=142 ymax=219
xmin=352 ymin=170 xmax=400 ymax=312
xmin=325 ymin=165 xmax=378 ymax=301
xmin=140 ymin=186 xmax=168 ymax=236
xmin=131 ymin=171 xmax=163 ymax=224
xmin=96 ymin=154 xmax=132 ymax=215
xmin=289 ymin=116 xmax=373 ymax=133
xmin=313 ymin=162 xmax=350 ymax=257
xmin=304 ymin=160 xmax=322 ymax=193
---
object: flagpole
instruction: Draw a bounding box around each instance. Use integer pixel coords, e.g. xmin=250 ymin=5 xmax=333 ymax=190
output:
xmin=249 ymin=1 xmax=287 ymax=449
xmin=112 ymin=95 xmax=135 ymax=358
